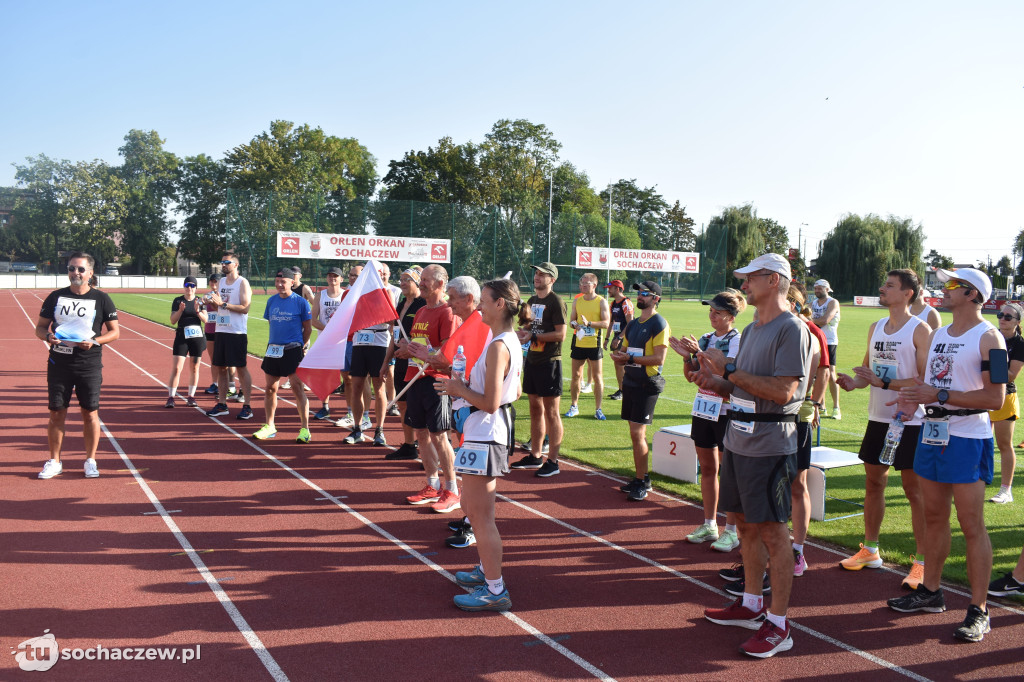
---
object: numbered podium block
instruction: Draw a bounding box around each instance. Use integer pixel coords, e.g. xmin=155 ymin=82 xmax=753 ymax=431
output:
xmin=808 ymin=446 xmax=864 ymax=521
xmin=652 ymin=425 xmax=698 ymax=484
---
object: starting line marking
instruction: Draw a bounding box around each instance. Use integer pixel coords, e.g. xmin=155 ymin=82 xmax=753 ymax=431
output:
xmin=188 ymin=577 xmax=235 ymax=585
xmin=171 ymin=549 xmax=214 ymax=557
xmin=144 ymin=510 xmax=181 ymax=515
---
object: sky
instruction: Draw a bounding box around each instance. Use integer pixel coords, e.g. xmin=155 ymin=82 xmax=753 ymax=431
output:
xmin=3 ymin=1 xmax=1021 ymax=266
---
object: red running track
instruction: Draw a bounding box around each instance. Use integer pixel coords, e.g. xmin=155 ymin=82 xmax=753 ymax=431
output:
xmin=3 ymin=289 xmax=1023 ymax=681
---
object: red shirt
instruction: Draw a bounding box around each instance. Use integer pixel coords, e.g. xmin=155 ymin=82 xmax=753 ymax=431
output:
xmin=803 ymin=318 xmax=830 ymax=368
xmin=405 ymin=304 xmax=461 ymax=381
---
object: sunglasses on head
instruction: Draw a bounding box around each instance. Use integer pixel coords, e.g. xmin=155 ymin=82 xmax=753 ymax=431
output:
xmin=67 ymin=265 xmax=88 ymax=274
xmin=942 ymin=280 xmax=973 ymax=292
xmin=996 ymin=312 xmax=1019 ymax=321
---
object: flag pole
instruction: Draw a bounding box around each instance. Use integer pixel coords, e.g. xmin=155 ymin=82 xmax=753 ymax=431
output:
xmin=385 ymin=364 xmax=426 ymax=411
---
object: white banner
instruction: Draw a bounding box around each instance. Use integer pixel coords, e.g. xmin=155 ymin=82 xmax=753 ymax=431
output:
xmin=276 ymin=231 xmax=450 ymax=263
xmin=854 ymin=296 xmax=881 ymax=306
xmin=574 ymin=247 xmax=699 ymax=273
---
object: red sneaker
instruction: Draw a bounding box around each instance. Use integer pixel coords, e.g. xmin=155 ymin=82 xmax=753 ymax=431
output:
xmin=431 ymin=489 xmax=462 ymax=513
xmin=740 ymin=620 xmax=793 ymax=658
xmin=704 ymin=598 xmax=767 ymax=630
xmin=407 ymin=485 xmax=441 ymax=505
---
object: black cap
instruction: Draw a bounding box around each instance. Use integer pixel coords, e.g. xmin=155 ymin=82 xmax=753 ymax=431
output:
xmin=702 ymin=294 xmax=738 ymax=317
xmin=276 ymin=268 xmax=297 ymax=279
xmin=207 ymin=273 xmax=219 ymax=282
xmin=184 ymin=275 xmax=198 ymax=286
xmin=291 ymin=265 xmax=302 ymax=274
xmin=326 ymin=266 xmax=344 ymax=276
xmin=633 ymin=280 xmax=663 ymax=296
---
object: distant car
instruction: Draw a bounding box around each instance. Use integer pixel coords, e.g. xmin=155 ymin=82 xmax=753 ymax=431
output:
xmin=104 ymin=267 xmax=119 ymax=276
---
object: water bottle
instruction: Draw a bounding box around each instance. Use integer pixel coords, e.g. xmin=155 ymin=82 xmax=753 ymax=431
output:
xmin=452 ymin=345 xmax=467 ymax=382
xmin=880 ymin=412 xmax=905 ymax=466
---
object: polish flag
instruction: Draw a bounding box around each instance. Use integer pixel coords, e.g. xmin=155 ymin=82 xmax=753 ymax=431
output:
xmin=440 ymin=309 xmax=491 ymax=379
xmin=297 ymin=261 xmax=399 ymax=401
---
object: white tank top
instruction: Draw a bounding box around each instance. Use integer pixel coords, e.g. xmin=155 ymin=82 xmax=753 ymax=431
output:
xmin=868 ymin=315 xmax=926 ymax=424
xmin=915 ymin=304 xmax=935 ymax=322
xmin=215 ymin=276 xmax=248 ymax=334
xmin=319 ymin=289 xmax=342 ymax=326
xmin=925 ymin=320 xmax=994 ymax=438
xmin=810 ymin=296 xmax=840 ymax=345
xmin=463 ymin=331 xmax=523 ymax=444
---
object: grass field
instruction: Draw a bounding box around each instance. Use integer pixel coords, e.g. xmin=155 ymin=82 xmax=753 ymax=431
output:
xmin=111 ymin=291 xmax=1024 ymax=589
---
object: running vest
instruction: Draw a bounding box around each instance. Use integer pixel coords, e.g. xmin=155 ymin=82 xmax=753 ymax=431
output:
xmin=215 ymin=276 xmax=248 ymax=335
xmin=609 ymin=297 xmax=632 ymax=335
xmin=868 ymin=316 xmax=926 ymax=424
xmin=924 ymin=320 xmax=994 ymax=438
xmin=574 ymin=295 xmax=604 ymax=348
xmin=463 ymin=331 xmax=523 ymax=445
xmin=811 ymin=296 xmax=840 ymax=345
xmin=915 ymin=304 xmax=936 ymax=323
xmin=698 ymin=329 xmax=739 ymax=355
xmin=319 ymin=289 xmax=342 ymax=326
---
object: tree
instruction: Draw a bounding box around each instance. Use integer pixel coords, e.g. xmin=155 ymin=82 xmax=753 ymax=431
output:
xmin=924 ymin=249 xmax=954 ymax=270
xmin=701 ymin=204 xmax=770 ymax=278
xmin=816 ymin=214 xmax=925 ymax=297
xmin=599 ymin=179 xmax=668 ymax=250
xmin=118 ymin=130 xmax=179 ymax=274
xmin=176 ymin=154 xmax=228 ymax=272
xmin=652 ymin=201 xmax=696 ymax=252
xmin=550 ymin=162 xmax=601 ymax=216
xmin=759 ymin=217 xmax=790 ymax=256
xmin=1013 ymin=229 xmax=1024 ymax=278
xmin=381 ymin=137 xmax=490 ymax=206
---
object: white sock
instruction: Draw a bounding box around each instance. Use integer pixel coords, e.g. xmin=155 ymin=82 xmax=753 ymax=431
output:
xmin=1001 ymin=485 xmax=1011 ymax=493
xmin=428 ymin=476 xmax=440 ymax=490
xmin=793 ymin=543 xmax=804 ymax=555
xmin=486 ymin=576 xmax=505 ymax=595
xmin=726 ymin=524 xmax=737 ymax=533
xmin=705 ymin=519 xmax=716 ymax=527
xmin=766 ymin=611 xmax=787 ymax=630
xmin=742 ymin=593 xmax=763 ymax=612
xmin=445 ymin=479 xmax=459 ymax=494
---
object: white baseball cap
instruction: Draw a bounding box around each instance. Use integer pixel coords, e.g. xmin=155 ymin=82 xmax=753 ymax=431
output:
xmin=936 ymin=268 xmax=992 ymax=302
xmin=734 ymin=253 xmax=791 ymax=281
xmin=813 ymin=279 xmax=832 ymax=292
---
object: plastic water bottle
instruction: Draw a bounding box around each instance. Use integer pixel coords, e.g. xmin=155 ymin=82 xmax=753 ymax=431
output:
xmin=880 ymin=412 xmax=905 ymax=466
xmin=452 ymin=345 xmax=467 ymax=382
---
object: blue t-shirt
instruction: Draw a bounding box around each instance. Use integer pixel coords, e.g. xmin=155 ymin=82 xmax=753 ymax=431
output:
xmin=264 ymin=292 xmax=312 ymax=345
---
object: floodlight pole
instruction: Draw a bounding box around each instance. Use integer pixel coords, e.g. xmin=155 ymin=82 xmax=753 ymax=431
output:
xmin=547 ymin=175 xmax=553 ymax=262
xmin=607 ymin=182 xmax=612 ymax=284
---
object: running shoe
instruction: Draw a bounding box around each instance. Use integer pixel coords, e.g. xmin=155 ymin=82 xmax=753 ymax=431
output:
xmin=520 ymin=438 xmax=551 ymax=454
xmin=988 ymin=572 xmax=1024 ymax=597
xmin=372 ymin=427 xmax=387 ymax=447
xmin=455 ymin=564 xmax=486 ymax=587
xmin=580 ymin=381 xmax=593 ymax=394
xmin=711 ymin=529 xmax=740 ymax=553
xmin=386 ymin=404 xmax=400 ymax=417
xmin=608 ymin=389 xmax=623 ymax=401
xmin=448 ymin=518 xmax=470 ymax=533
xmin=206 ymin=403 xmax=229 ymax=417
xmin=989 ymin=489 xmax=1014 ymax=504
xmin=840 ymin=543 xmax=883 ymax=570
xmin=740 ymin=621 xmax=793 ymax=658
xmin=902 ymin=561 xmax=925 ymax=590
xmin=431 ymin=489 xmax=461 ymax=513
xmin=231 ymin=392 xmax=245 ymax=403
xmin=953 ymin=605 xmax=990 ymax=643
xmin=253 ymin=424 xmax=277 ymax=440
xmin=360 ymin=415 xmax=373 ymax=431
xmin=335 ymin=413 xmax=355 ymax=429
xmin=703 ymin=598 xmax=767 ymax=630
xmin=725 ymin=574 xmax=771 ymax=597
xmin=84 ymin=458 xmax=99 ymax=478
xmin=281 ymin=380 xmax=291 ymax=389
xmin=185 ymin=396 xmax=198 ymax=408
xmin=332 ymin=383 xmax=345 ymax=395
xmin=719 ymin=562 xmax=744 ymax=582
xmin=536 ymin=460 xmax=560 ymax=477
xmin=454 ymin=585 xmax=511 ymax=612
xmin=407 ymin=485 xmax=441 ymax=505
xmin=887 ymin=585 xmax=946 ymax=613
xmin=626 ymin=481 xmax=648 ymax=501
xmin=445 ymin=526 xmax=476 ymax=548
xmin=38 ymin=459 xmax=62 ymax=479
xmin=595 ymin=408 xmax=606 ymax=421
xmin=342 ymin=429 xmax=365 ymax=445
xmin=237 ymin=405 xmax=254 ymax=420
xmin=385 ymin=443 xmax=418 ymax=461
xmin=831 ymin=406 xmax=842 ymax=420
xmin=510 ymin=454 xmax=544 ymax=469
xmin=164 ymin=397 xmax=175 ymax=408
xmin=204 ymin=382 xmax=218 ymax=395
xmin=793 ymin=550 xmax=807 ymax=577
xmin=227 ymin=386 xmax=238 ymax=397
xmin=620 ymin=473 xmax=652 ymax=492
xmin=564 ymin=404 xmax=579 ymax=418
xmin=296 ymin=428 xmax=311 ymax=444
xmin=686 ymin=523 xmax=720 ymax=544
xmin=314 ymin=406 xmax=331 ymax=421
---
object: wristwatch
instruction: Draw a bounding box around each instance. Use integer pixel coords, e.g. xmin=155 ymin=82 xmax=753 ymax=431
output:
xmin=723 ymin=362 xmax=737 ymax=380
xmin=937 ymin=389 xmax=949 ymax=405
xmin=881 ymin=377 xmax=891 ymax=391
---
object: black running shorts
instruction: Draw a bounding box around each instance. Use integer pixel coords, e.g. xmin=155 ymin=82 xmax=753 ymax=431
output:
xmin=261 ymin=345 xmax=304 ymax=379
xmin=47 ymin=360 xmax=103 ymax=411
xmin=522 ymin=360 xmax=562 ymax=397
xmin=213 ymin=333 xmax=248 ymax=368
xmin=404 ymin=377 xmax=452 ymax=433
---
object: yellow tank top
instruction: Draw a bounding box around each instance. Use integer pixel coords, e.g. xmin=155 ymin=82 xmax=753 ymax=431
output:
xmin=575 ymin=295 xmax=604 ymax=348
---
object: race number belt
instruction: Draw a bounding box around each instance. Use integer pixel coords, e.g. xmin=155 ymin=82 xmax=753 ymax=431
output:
xmin=924 ymin=406 xmax=986 ymax=418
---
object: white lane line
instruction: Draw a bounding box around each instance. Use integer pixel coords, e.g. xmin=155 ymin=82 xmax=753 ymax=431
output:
xmin=100 ymin=330 xmax=614 ymax=681
xmin=99 ymin=419 xmax=289 ymax=682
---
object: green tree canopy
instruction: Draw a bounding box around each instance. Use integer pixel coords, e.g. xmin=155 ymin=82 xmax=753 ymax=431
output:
xmin=924 ymin=248 xmax=955 ymax=270
xmin=176 ymin=154 xmax=228 ymax=272
xmin=381 ymin=137 xmax=490 ymax=205
xmin=118 ymin=130 xmax=179 ymax=274
xmin=816 ymin=213 xmax=925 ymax=298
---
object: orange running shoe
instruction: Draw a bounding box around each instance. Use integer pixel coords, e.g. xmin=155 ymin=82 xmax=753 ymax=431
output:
xmin=431 ymin=488 xmax=462 ymax=513
xmin=840 ymin=543 xmax=883 ymax=570
xmin=902 ymin=561 xmax=925 ymax=590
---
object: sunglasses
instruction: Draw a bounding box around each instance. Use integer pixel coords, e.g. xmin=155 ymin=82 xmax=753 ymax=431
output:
xmin=942 ymin=280 xmax=973 ymax=292
xmin=220 ymin=260 xmax=234 ymax=266
xmin=67 ymin=266 xmax=88 ymax=274
xmin=996 ymin=313 xmax=1019 ymax=321
xmin=184 ymin=283 xmax=197 ymax=288
xmin=638 ymin=291 xmax=658 ymax=298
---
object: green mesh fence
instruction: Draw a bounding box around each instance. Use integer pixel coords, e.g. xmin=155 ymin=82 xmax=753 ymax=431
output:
xmin=225 ymin=190 xmax=726 ymax=298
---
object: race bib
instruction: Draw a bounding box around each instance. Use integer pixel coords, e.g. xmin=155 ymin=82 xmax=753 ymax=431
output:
xmin=576 ymin=325 xmax=595 ymax=340
xmin=871 ymin=359 xmax=898 ymax=383
xmin=393 ymin=328 xmax=402 ymax=344
xmin=626 ymin=346 xmax=644 ymax=360
xmin=354 ymin=331 xmax=374 ymax=346
xmin=266 ymin=343 xmax=285 ymax=358
xmin=921 ymin=418 xmax=950 ymax=446
xmin=183 ymin=325 xmax=203 ymax=339
xmin=730 ymin=396 xmax=756 ymax=434
xmin=454 ymin=441 xmax=489 ymax=476
xmin=409 ymin=338 xmax=428 ymax=367
xmin=52 ymin=344 xmax=74 ymax=355
xmin=612 ymin=321 xmax=621 ymax=333
xmin=692 ymin=391 xmax=723 ymax=422
xmin=217 ymin=313 xmax=230 ymax=326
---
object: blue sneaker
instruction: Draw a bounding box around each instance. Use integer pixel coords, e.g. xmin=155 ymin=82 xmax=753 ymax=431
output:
xmin=455 ymin=565 xmax=486 ymax=587
xmin=314 ymin=406 xmax=330 ymax=420
xmin=595 ymin=408 xmax=606 ymax=420
xmin=454 ymin=584 xmax=511 ymax=612
xmin=565 ymin=404 xmax=579 ymax=418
